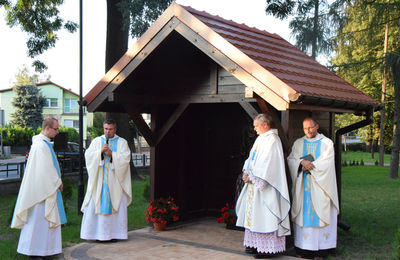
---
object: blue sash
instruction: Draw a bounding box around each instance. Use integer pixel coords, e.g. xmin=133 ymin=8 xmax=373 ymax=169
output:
xmin=44 ymin=140 xmax=67 ymax=224
xmin=302 ymin=138 xmax=321 ymax=227
xmin=100 ymin=137 xmax=119 ymax=214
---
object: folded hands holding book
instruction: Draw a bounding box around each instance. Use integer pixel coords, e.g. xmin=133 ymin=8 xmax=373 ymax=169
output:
xmin=298 ymin=154 xmax=315 ymax=176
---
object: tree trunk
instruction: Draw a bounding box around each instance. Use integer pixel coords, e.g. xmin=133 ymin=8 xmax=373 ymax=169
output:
xmin=389 ymin=18 xmax=400 ymax=179
xmin=105 ymin=0 xmax=142 ymax=179
xmin=379 ymin=23 xmax=389 ymax=166
xmin=311 ymin=0 xmax=319 ymax=59
xmin=106 ymin=0 xmax=129 ymax=71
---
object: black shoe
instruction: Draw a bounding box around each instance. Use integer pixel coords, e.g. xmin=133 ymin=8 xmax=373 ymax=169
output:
xmin=245 ymin=247 xmax=258 ymax=254
xmin=253 ymin=252 xmax=274 ymax=259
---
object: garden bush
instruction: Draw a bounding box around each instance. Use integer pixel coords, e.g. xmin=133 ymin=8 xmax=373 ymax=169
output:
xmin=1 ymin=126 xmax=78 ymax=146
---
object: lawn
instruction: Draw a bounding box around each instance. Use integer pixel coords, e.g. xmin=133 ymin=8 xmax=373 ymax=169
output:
xmin=0 ymin=162 xmax=399 ymax=259
xmin=0 ymin=176 xmax=150 ymax=259
xmin=341 ymin=150 xmax=391 ymax=164
xmin=335 ymin=165 xmax=400 ymax=259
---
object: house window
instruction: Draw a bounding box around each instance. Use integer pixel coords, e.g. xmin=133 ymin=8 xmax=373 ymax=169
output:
xmin=45 ymin=98 xmax=58 ymax=108
xmin=64 ymin=99 xmax=78 ymax=113
xmin=64 ymin=119 xmax=79 ymax=130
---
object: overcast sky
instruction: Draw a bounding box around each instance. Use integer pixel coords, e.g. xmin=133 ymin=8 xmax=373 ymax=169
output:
xmin=0 ymin=0 xmax=292 ymax=95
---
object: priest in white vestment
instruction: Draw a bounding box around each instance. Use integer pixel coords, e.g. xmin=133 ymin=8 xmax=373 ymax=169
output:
xmin=236 ymin=113 xmax=291 ymax=258
xmin=11 ymin=117 xmax=66 ymax=257
xmin=287 ymin=117 xmax=339 ymax=260
xmin=81 ymin=119 xmax=132 ymax=241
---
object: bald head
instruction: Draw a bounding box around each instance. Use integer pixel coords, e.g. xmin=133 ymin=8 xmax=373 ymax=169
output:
xmin=303 ymin=118 xmax=319 ymax=138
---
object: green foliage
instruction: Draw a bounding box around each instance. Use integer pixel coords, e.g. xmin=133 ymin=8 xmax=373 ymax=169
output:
xmin=265 ymin=0 xmax=335 ymax=58
xmin=1 ymin=126 xmax=78 ymax=146
xmin=12 ymin=65 xmax=39 ymax=86
xmin=2 ymin=0 xmax=78 ymax=72
xmin=1 ymin=126 xmax=40 ymax=146
xmin=59 ymin=126 xmax=79 ymax=143
xmin=10 ymin=85 xmax=46 ymax=129
xmin=87 ymin=112 xmax=105 ymax=139
xmin=117 ymin=0 xmax=174 ymax=38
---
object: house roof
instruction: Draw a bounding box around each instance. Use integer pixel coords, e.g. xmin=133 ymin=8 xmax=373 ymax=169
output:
xmin=84 ymin=3 xmax=377 ymax=113
xmin=0 ymin=81 xmax=79 ymax=97
xmin=36 ymin=81 xmax=79 ymax=97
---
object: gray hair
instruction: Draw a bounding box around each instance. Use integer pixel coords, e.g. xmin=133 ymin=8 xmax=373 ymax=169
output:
xmin=254 ymin=113 xmax=272 ymax=127
xmin=42 ymin=117 xmax=58 ymax=129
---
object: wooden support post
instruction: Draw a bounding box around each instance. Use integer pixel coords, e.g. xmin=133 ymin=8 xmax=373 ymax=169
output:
xmin=122 ymin=104 xmax=155 ymax=147
xmin=153 ymin=102 xmax=189 ymax=146
xmin=256 ymin=98 xmax=290 ymax=153
xmin=239 ymin=101 xmax=259 ymax=119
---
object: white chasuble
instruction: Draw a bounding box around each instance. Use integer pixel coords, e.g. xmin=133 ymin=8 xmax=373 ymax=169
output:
xmin=236 ymin=129 xmax=291 ymax=237
xmin=287 ymin=133 xmax=339 ymax=250
xmin=11 ymin=133 xmax=65 ymax=256
xmin=81 ymin=135 xmax=132 ymax=240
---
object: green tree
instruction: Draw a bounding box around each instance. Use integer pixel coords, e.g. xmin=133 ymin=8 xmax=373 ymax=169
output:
xmin=10 ymin=85 xmax=46 ymax=129
xmin=265 ymin=0 xmax=334 ymax=59
xmin=88 ymin=112 xmax=106 ymax=139
xmin=13 ymin=65 xmax=40 ymax=86
xmin=104 ymin=0 xmax=172 ymax=150
xmin=330 ymin=0 xmax=399 ymax=177
xmin=1 ymin=0 xmax=78 ymax=72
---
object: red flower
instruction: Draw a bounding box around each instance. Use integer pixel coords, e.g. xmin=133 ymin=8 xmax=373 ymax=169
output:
xmin=216 ymin=203 xmax=237 ymax=225
xmin=145 ymin=196 xmax=180 ymax=225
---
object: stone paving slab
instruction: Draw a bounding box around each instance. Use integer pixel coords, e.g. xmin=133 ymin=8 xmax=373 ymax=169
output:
xmin=62 ymin=219 xmax=299 ymax=260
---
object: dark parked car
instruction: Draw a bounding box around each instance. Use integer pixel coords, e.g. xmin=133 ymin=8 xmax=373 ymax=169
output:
xmin=51 ymin=142 xmax=86 ymax=172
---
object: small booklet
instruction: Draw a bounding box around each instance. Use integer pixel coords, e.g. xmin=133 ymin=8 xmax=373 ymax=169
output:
xmin=299 ymin=154 xmax=315 ymax=176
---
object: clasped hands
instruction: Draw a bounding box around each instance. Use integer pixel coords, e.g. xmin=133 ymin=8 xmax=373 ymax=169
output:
xmin=300 ymin=160 xmax=315 ymax=172
xmin=101 ymin=144 xmax=112 ymax=157
xmin=242 ymin=173 xmax=252 ymax=184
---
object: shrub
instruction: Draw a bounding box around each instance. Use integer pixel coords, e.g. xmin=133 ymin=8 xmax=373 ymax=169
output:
xmin=59 ymin=126 xmax=79 ymax=143
xmin=2 ymin=126 xmax=40 ymax=146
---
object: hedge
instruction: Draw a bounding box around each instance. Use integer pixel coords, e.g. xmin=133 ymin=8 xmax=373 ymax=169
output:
xmin=1 ymin=126 xmax=78 ymax=146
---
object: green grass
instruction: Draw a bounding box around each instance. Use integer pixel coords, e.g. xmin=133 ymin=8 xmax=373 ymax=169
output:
xmin=342 ymin=150 xmax=391 ymax=164
xmin=335 ymin=166 xmax=400 ymax=259
xmin=1 ymin=166 xmax=399 ymax=259
xmin=0 ymin=176 xmax=150 ymax=259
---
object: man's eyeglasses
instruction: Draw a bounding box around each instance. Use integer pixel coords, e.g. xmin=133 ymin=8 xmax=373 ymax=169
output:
xmin=303 ymin=125 xmax=316 ymax=131
xmin=51 ymin=127 xmax=59 ymax=131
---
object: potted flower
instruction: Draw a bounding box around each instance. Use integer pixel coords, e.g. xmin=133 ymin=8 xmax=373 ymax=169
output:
xmin=217 ymin=203 xmax=239 ymax=229
xmin=145 ymin=197 xmax=179 ymax=231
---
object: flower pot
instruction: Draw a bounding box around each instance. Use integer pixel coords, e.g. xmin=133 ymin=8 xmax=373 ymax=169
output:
xmin=153 ymin=222 xmax=166 ymax=231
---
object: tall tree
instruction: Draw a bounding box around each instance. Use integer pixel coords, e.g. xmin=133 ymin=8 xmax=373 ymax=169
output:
xmin=104 ymin=0 xmax=173 ymax=150
xmin=11 ymin=85 xmax=46 ymax=129
xmin=331 ymin=0 xmax=399 ymax=178
xmin=1 ymin=0 xmax=78 ymax=72
xmin=12 ymin=65 xmax=40 ymax=86
xmin=265 ymin=0 xmax=334 ymax=59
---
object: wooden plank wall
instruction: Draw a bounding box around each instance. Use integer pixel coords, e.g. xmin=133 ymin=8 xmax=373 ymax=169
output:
xmin=217 ymin=67 xmax=246 ymax=95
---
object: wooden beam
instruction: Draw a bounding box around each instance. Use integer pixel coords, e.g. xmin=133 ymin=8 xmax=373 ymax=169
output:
xmin=88 ymin=17 xmax=181 ymax=112
xmin=114 ymin=93 xmax=256 ymax=104
xmin=239 ymin=101 xmax=259 ymax=119
xmin=281 ymin=110 xmax=289 ymax=136
xmin=122 ymin=104 xmax=155 ymax=147
xmin=210 ymin=62 xmax=218 ymax=95
xmin=289 ymin=103 xmax=360 ymax=114
xmin=256 ymin=98 xmax=290 ymax=153
xmin=153 ymin=102 xmax=189 ymax=146
xmin=174 ymin=20 xmax=290 ymax=111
